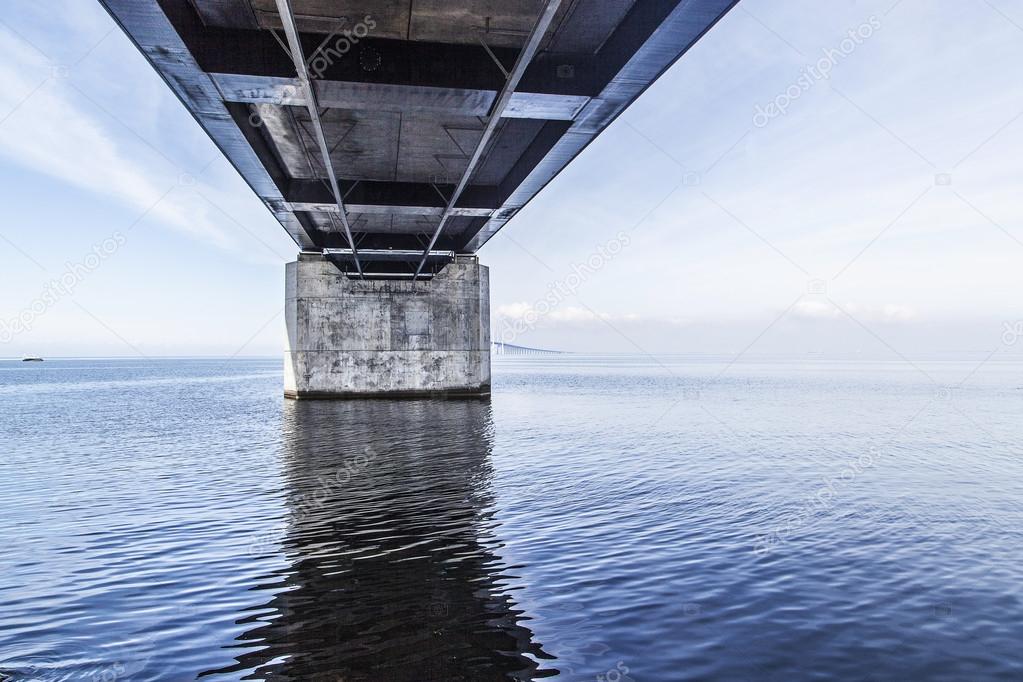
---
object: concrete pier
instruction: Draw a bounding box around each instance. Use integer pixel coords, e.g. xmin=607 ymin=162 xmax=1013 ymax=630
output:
xmin=284 ymin=255 xmax=490 ymax=399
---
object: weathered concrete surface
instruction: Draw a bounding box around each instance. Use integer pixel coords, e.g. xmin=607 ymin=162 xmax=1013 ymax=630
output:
xmin=285 ymin=255 xmax=490 ymax=398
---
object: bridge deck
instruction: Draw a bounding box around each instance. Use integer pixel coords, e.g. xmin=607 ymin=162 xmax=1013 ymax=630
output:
xmin=100 ymin=0 xmax=738 ymax=277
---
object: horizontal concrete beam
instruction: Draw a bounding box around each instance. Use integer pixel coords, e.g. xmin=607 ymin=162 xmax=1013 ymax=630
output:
xmin=324 ymin=248 xmax=454 ymax=263
xmin=310 ymin=232 xmax=465 ymax=252
xmin=212 ymin=73 xmax=590 ymax=120
xmin=285 ymin=179 xmax=498 ymax=217
xmin=290 ymin=202 xmax=492 ymax=218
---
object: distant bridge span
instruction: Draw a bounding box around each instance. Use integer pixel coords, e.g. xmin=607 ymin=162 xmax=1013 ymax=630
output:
xmin=99 ymin=0 xmax=739 ymax=396
xmin=494 ymin=342 xmax=566 ymax=356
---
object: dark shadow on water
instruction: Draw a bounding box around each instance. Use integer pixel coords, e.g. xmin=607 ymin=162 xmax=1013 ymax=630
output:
xmin=203 ymin=398 xmax=555 ymax=681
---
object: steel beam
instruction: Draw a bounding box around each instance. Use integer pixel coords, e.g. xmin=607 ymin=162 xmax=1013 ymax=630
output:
xmin=96 ymin=0 xmax=319 ymax=250
xmin=458 ymin=0 xmax=742 ymax=252
xmin=273 ymin=0 xmax=362 ymax=277
xmin=284 ymin=179 xmax=499 ymax=217
xmin=413 ymin=0 xmax=563 ymax=279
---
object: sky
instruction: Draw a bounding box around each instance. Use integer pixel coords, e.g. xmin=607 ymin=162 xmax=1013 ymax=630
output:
xmin=1 ymin=0 xmax=1022 ymax=357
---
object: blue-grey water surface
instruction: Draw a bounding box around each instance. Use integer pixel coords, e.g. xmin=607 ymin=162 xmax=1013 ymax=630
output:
xmin=1 ymin=356 xmax=1022 ymax=681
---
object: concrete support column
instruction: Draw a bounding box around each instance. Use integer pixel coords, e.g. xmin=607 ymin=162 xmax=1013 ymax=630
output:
xmin=285 ymin=255 xmax=491 ymax=398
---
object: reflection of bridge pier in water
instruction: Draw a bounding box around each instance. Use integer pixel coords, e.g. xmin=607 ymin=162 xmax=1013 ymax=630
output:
xmin=205 ymin=399 xmax=554 ymax=681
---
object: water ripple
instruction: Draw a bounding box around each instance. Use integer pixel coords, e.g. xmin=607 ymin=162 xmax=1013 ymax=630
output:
xmin=1 ymin=358 xmax=1022 ymax=680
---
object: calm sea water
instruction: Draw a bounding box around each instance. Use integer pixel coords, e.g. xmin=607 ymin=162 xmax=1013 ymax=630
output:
xmin=1 ymin=356 xmax=1022 ymax=681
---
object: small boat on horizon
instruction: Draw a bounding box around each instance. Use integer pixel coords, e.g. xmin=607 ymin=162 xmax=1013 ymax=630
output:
xmin=22 ymin=357 xmax=44 ymax=362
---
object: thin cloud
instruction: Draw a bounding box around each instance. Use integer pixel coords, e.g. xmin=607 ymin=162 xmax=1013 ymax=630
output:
xmin=496 ymin=302 xmax=686 ymax=327
xmin=0 ymin=23 xmax=262 ymax=254
xmin=793 ymin=299 xmax=917 ymax=323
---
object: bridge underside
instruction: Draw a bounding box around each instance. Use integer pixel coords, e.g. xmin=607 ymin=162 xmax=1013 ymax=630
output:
xmin=101 ymin=0 xmax=738 ymax=279
xmin=101 ymin=0 xmax=737 ymax=396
